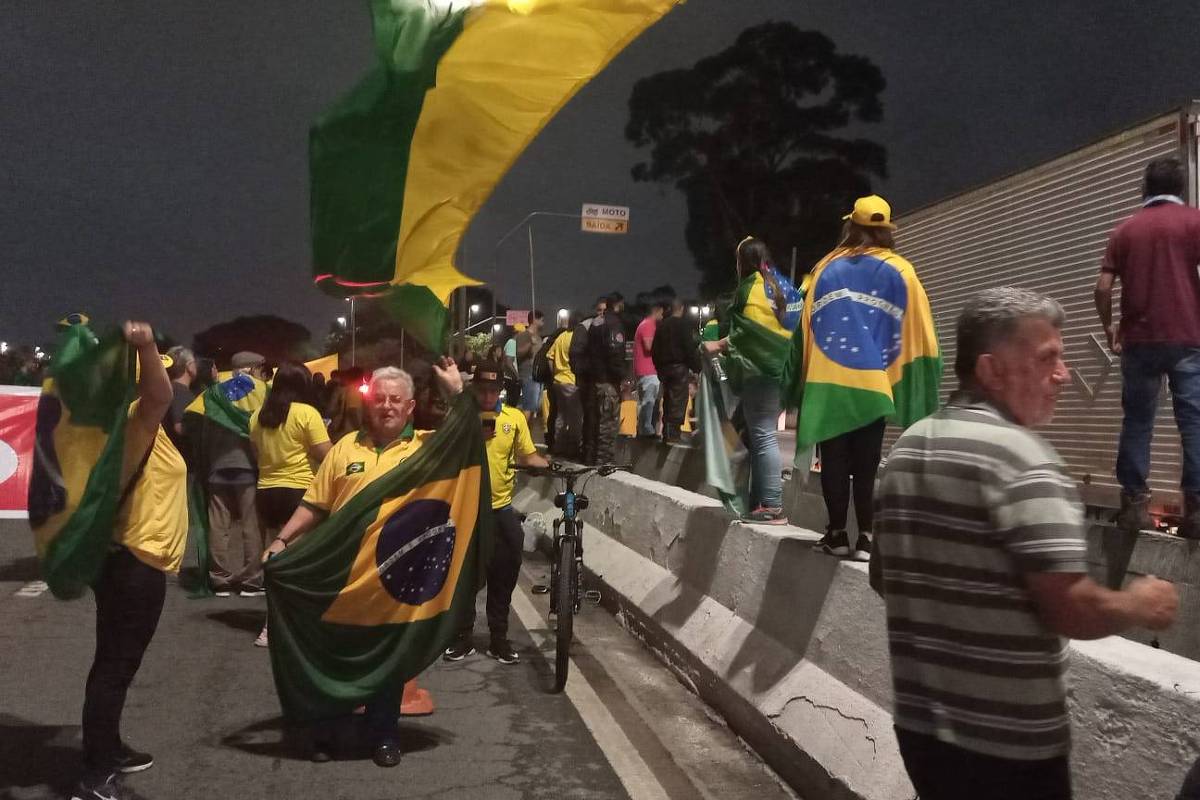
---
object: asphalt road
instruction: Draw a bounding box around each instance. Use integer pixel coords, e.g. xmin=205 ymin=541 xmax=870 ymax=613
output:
xmin=0 ymin=520 xmax=795 ymax=800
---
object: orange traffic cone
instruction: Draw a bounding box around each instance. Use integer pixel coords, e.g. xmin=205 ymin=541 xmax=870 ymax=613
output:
xmin=400 ymin=679 xmax=434 ymax=717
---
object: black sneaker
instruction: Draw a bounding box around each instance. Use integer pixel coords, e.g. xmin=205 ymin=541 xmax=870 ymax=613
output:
xmin=486 ymin=640 xmax=520 ymax=665
xmin=71 ymin=772 xmax=125 ymax=800
xmin=114 ymin=743 xmax=153 ymax=774
xmin=1114 ymin=491 xmax=1153 ymax=532
xmin=813 ymin=529 xmax=850 ymax=557
xmin=852 ymin=532 xmax=872 ymax=563
xmin=443 ymin=639 xmax=476 ymax=662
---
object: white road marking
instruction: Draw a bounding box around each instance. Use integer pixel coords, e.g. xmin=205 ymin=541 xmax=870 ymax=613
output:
xmin=511 ymin=573 xmax=671 ymax=800
xmin=14 ymin=580 xmax=48 ymax=597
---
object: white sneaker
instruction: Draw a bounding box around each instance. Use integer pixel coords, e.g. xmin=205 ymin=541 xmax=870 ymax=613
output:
xmin=253 ymin=628 xmax=269 ymax=648
xmin=71 ymin=772 xmax=124 ymax=800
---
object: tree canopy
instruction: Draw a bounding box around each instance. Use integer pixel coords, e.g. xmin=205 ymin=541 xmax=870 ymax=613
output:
xmin=626 ymin=22 xmax=887 ymax=296
xmin=192 ymin=315 xmax=313 ymax=368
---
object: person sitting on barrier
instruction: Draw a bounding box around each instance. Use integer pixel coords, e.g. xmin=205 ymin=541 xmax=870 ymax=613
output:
xmin=444 ymin=360 xmax=548 ymax=665
xmin=873 ymin=287 xmax=1178 ymax=800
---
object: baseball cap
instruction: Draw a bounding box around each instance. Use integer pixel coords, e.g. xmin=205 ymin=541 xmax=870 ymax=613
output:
xmin=842 ymin=195 xmax=896 ymax=229
xmin=231 ymin=351 xmax=265 ymax=369
xmin=472 ymin=359 xmax=503 ymax=388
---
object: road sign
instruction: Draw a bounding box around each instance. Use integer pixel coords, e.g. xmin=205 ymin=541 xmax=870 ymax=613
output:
xmin=506 ymin=310 xmax=529 ymax=326
xmin=581 ymin=203 xmax=630 ymax=235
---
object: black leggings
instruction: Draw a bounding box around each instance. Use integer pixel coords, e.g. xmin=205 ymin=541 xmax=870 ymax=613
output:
xmin=819 ymin=417 xmax=886 ymax=532
xmin=83 ymin=548 xmax=166 ymax=773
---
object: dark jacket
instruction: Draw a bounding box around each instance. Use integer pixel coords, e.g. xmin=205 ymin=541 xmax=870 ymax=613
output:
xmin=652 ymin=315 xmax=702 ymax=374
xmin=569 ymin=316 xmax=599 ymax=383
xmin=587 ymin=312 xmax=627 ymax=385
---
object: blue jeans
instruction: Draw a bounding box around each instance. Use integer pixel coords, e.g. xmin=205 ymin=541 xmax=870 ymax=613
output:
xmin=519 ymin=378 xmax=542 ymax=413
xmin=741 ymin=376 xmax=782 ymax=509
xmin=637 ymin=374 xmax=660 ymax=436
xmin=1116 ymin=344 xmax=1200 ymax=495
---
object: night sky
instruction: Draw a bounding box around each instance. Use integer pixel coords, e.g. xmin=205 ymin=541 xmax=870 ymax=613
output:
xmin=5 ymin=1 xmax=1200 ymax=348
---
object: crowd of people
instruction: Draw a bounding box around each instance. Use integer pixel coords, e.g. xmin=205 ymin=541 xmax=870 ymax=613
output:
xmin=53 ymin=159 xmax=1200 ymax=799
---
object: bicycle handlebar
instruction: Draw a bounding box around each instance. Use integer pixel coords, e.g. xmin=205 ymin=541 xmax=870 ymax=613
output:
xmin=515 ymin=462 xmax=632 ymax=479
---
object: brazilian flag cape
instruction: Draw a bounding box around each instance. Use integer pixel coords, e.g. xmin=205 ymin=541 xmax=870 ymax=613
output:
xmin=786 ymin=247 xmax=942 ymax=451
xmin=27 ymin=326 xmax=136 ymax=599
xmin=721 ymin=270 xmax=797 ymax=392
xmin=310 ymin=0 xmax=681 ymax=351
xmin=182 ymin=374 xmax=268 ymax=596
xmin=264 ymin=392 xmax=490 ymax=723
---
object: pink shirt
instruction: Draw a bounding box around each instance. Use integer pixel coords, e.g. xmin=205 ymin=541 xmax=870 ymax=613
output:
xmin=634 ymin=317 xmax=657 ymax=377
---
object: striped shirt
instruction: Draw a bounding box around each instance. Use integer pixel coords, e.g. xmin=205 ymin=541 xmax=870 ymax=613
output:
xmin=874 ymin=398 xmax=1088 ymax=761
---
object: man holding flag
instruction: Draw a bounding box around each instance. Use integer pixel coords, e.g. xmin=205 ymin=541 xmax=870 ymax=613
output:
xmin=261 ymin=357 xmax=480 ymax=768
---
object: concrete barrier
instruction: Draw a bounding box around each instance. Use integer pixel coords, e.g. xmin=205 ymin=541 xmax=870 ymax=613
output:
xmin=616 ymin=437 xmax=1200 ymax=663
xmin=515 ymin=467 xmax=1200 ymax=800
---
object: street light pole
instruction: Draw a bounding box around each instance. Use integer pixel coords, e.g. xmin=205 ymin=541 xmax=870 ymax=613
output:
xmin=490 ymin=211 xmax=580 ymax=322
xmin=528 ymin=226 xmax=536 ymax=313
xmin=348 ymin=296 xmax=357 ymax=367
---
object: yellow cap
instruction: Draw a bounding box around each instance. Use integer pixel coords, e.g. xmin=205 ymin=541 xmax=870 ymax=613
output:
xmin=159 ymin=354 xmax=175 ymax=370
xmin=842 ymin=195 xmax=896 ymax=229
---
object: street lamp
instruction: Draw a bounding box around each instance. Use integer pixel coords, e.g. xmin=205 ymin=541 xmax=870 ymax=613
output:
xmin=689 ymin=305 xmax=700 ymax=317
xmin=701 ymin=305 xmax=711 ymax=318
xmin=0 ymin=342 xmax=7 ymax=355
xmin=336 ymin=316 xmax=347 ymax=327
xmin=493 ymin=323 xmax=503 ymax=334
xmin=470 ymin=304 xmax=481 ymax=315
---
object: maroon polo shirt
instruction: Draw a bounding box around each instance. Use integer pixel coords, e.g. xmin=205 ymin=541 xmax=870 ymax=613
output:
xmin=1102 ymin=201 xmax=1200 ymax=346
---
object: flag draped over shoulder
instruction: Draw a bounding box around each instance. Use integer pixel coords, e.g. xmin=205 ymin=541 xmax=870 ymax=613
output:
xmin=264 ymin=392 xmax=490 ymax=723
xmin=722 ymin=270 xmax=796 ymax=391
xmin=697 ymin=359 xmax=749 ymax=516
xmin=27 ymin=326 xmax=136 ymax=599
xmin=787 ymin=247 xmax=942 ymax=451
xmin=183 ymin=374 xmax=268 ymax=596
xmin=310 ymin=0 xmax=682 ymax=351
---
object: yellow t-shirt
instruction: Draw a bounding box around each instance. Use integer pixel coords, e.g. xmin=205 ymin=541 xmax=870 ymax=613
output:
xmin=303 ymin=427 xmax=432 ymax=514
xmin=549 ymin=330 xmax=575 ymax=385
xmin=116 ymin=409 xmax=188 ymax=573
xmin=486 ymin=406 xmax=537 ymax=509
xmin=250 ymin=403 xmax=331 ymax=490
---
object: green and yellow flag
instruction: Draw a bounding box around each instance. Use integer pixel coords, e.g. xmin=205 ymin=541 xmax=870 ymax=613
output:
xmin=721 ymin=270 xmax=798 ymax=391
xmin=787 ymin=247 xmax=942 ymax=450
xmin=27 ymin=326 xmax=136 ymax=599
xmin=264 ymin=393 xmax=491 ymax=722
xmin=310 ymin=0 xmax=682 ymax=350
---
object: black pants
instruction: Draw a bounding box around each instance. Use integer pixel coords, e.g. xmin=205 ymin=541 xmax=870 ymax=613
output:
xmin=551 ymin=383 xmax=583 ymax=458
xmin=460 ymin=506 xmax=523 ymax=641
xmin=256 ymin=486 xmax=306 ymax=531
xmin=546 ymin=384 xmax=558 ymax=450
xmin=660 ymin=364 xmax=691 ymax=440
xmin=896 ymin=727 xmax=1071 ymax=800
xmin=580 ymin=382 xmax=598 ymax=464
xmin=82 ymin=548 xmax=166 ymax=772
xmin=819 ymin=417 xmax=886 ymax=532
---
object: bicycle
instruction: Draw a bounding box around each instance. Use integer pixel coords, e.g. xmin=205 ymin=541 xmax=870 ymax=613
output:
xmin=519 ymin=461 xmax=629 ymax=692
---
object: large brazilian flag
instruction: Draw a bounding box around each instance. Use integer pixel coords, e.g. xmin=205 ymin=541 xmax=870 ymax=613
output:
xmin=264 ymin=392 xmax=490 ymax=723
xmin=310 ymin=0 xmax=682 ymax=351
xmin=788 ymin=247 xmax=942 ymax=450
xmin=182 ymin=374 xmax=268 ymax=596
xmin=27 ymin=326 xmax=136 ymax=599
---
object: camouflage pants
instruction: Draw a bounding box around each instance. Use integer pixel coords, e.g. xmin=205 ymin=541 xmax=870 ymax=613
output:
xmin=591 ymin=382 xmax=621 ymax=466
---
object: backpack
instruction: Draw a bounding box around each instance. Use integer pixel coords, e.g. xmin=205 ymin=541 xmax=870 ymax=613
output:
xmin=532 ymin=328 xmax=564 ymax=385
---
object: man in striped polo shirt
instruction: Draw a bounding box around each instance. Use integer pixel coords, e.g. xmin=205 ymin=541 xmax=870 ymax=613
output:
xmin=872 ymin=287 xmax=1178 ymax=799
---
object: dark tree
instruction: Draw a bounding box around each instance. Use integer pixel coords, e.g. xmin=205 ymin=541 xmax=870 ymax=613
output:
xmin=192 ymin=315 xmax=312 ymax=368
xmin=626 ymin=22 xmax=887 ymax=296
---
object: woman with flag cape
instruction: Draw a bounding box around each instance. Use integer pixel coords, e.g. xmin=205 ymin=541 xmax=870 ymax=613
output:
xmin=702 ymin=237 xmax=802 ymax=525
xmin=29 ymin=321 xmax=188 ymax=800
xmin=792 ymin=195 xmax=942 ymax=562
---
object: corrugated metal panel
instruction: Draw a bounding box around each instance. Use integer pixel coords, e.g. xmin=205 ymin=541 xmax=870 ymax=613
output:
xmin=886 ymin=111 xmax=1193 ymax=510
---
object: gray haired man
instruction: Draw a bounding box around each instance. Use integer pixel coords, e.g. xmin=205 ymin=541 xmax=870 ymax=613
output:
xmin=872 ymin=287 xmax=1178 ymax=799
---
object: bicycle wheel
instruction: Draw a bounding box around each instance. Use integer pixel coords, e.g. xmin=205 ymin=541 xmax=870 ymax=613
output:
xmin=553 ymin=526 xmax=577 ymax=693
